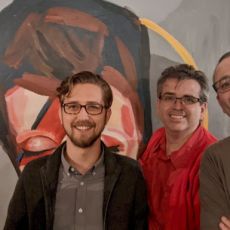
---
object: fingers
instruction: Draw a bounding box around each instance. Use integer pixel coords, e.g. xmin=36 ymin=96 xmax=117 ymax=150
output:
xmin=219 ymin=216 xmax=230 ymax=230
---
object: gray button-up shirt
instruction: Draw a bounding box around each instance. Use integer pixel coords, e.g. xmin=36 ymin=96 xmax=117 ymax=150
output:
xmin=53 ymin=148 xmax=105 ymax=230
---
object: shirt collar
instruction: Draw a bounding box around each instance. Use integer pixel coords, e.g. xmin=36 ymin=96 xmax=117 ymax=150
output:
xmin=157 ymin=125 xmax=203 ymax=169
xmin=61 ymin=144 xmax=105 ymax=176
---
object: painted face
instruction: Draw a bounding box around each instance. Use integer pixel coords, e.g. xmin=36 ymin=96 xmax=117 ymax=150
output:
xmin=214 ymin=57 xmax=230 ymax=116
xmin=157 ymin=78 xmax=206 ymax=137
xmin=61 ymin=83 xmax=111 ymax=148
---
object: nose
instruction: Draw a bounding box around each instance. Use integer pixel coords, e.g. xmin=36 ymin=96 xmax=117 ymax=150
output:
xmin=173 ymin=98 xmax=183 ymax=108
xmin=77 ymin=106 xmax=89 ymax=118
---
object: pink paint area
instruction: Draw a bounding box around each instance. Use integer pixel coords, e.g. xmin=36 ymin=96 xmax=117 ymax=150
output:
xmin=5 ymin=86 xmax=65 ymax=167
xmin=16 ymin=98 xmax=65 ymax=150
xmin=102 ymin=85 xmax=142 ymax=158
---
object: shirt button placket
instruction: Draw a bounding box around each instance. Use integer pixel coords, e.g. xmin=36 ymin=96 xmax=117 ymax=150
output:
xmin=75 ymin=177 xmax=86 ymax=228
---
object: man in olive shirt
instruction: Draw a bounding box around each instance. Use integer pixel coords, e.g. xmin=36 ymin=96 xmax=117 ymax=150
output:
xmin=4 ymin=71 xmax=148 ymax=230
xmin=200 ymin=52 xmax=230 ymax=230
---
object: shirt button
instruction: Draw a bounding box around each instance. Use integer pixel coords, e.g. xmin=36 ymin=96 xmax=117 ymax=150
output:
xmin=78 ymin=208 xmax=83 ymax=213
xmin=80 ymin=181 xmax=84 ymax=186
xmin=70 ymin=167 xmax=75 ymax=173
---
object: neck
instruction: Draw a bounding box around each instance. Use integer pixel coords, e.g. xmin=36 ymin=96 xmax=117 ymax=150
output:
xmin=65 ymin=138 xmax=102 ymax=174
xmin=165 ymin=129 xmax=195 ymax=156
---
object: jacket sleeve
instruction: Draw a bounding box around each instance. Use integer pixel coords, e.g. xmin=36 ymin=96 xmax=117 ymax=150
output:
xmin=4 ymin=176 xmax=28 ymax=230
xmin=134 ymin=165 xmax=148 ymax=230
xmin=200 ymin=146 xmax=230 ymax=230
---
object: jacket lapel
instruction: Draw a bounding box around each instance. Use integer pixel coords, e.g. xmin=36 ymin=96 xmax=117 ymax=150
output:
xmin=40 ymin=143 xmax=64 ymax=230
xmin=103 ymin=145 xmax=121 ymax=226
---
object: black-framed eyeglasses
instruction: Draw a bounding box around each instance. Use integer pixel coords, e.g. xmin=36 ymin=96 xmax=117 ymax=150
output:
xmin=159 ymin=93 xmax=202 ymax=105
xmin=62 ymin=102 xmax=106 ymax=115
xmin=213 ymin=76 xmax=230 ymax=93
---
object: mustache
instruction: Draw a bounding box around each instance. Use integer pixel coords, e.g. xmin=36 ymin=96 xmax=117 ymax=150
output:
xmin=71 ymin=120 xmax=95 ymax=127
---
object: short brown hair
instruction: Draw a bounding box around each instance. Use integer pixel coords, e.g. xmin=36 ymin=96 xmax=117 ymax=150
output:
xmin=157 ymin=64 xmax=209 ymax=103
xmin=56 ymin=71 xmax=113 ymax=108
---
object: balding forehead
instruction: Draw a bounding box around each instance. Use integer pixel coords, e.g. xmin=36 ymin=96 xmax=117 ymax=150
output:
xmin=214 ymin=56 xmax=230 ymax=83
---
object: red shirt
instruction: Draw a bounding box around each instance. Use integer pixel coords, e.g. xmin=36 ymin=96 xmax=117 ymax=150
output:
xmin=140 ymin=126 xmax=217 ymax=230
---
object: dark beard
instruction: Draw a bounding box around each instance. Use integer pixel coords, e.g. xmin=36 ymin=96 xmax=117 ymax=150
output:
xmin=67 ymin=119 xmax=105 ymax=148
xmin=68 ymin=130 xmax=102 ymax=148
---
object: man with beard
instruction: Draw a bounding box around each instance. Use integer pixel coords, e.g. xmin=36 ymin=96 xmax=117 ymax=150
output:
xmin=4 ymin=71 xmax=148 ymax=230
xmin=140 ymin=64 xmax=216 ymax=230
xmin=200 ymin=52 xmax=230 ymax=230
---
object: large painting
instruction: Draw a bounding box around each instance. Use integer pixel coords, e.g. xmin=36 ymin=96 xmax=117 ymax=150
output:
xmin=0 ymin=0 xmax=152 ymax=173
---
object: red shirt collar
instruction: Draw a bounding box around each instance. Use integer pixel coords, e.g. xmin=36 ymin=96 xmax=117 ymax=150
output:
xmin=156 ymin=126 xmax=203 ymax=169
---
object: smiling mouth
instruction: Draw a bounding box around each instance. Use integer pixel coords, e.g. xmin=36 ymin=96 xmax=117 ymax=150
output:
xmin=72 ymin=120 xmax=95 ymax=131
xmin=74 ymin=125 xmax=93 ymax=131
xmin=169 ymin=114 xmax=185 ymax=119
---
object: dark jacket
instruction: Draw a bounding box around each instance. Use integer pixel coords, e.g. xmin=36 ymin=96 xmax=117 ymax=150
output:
xmin=4 ymin=143 xmax=148 ymax=230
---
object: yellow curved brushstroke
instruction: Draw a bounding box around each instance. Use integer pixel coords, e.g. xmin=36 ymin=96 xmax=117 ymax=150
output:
xmin=140 ymin=18 xmax=208 ymax=128
xmin=140 ymin=18 xmax=197 ymax=68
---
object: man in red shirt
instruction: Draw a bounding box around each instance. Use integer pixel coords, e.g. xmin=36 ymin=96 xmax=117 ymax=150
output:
xmin=140 ymin=64 xmax=217 ymax=230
